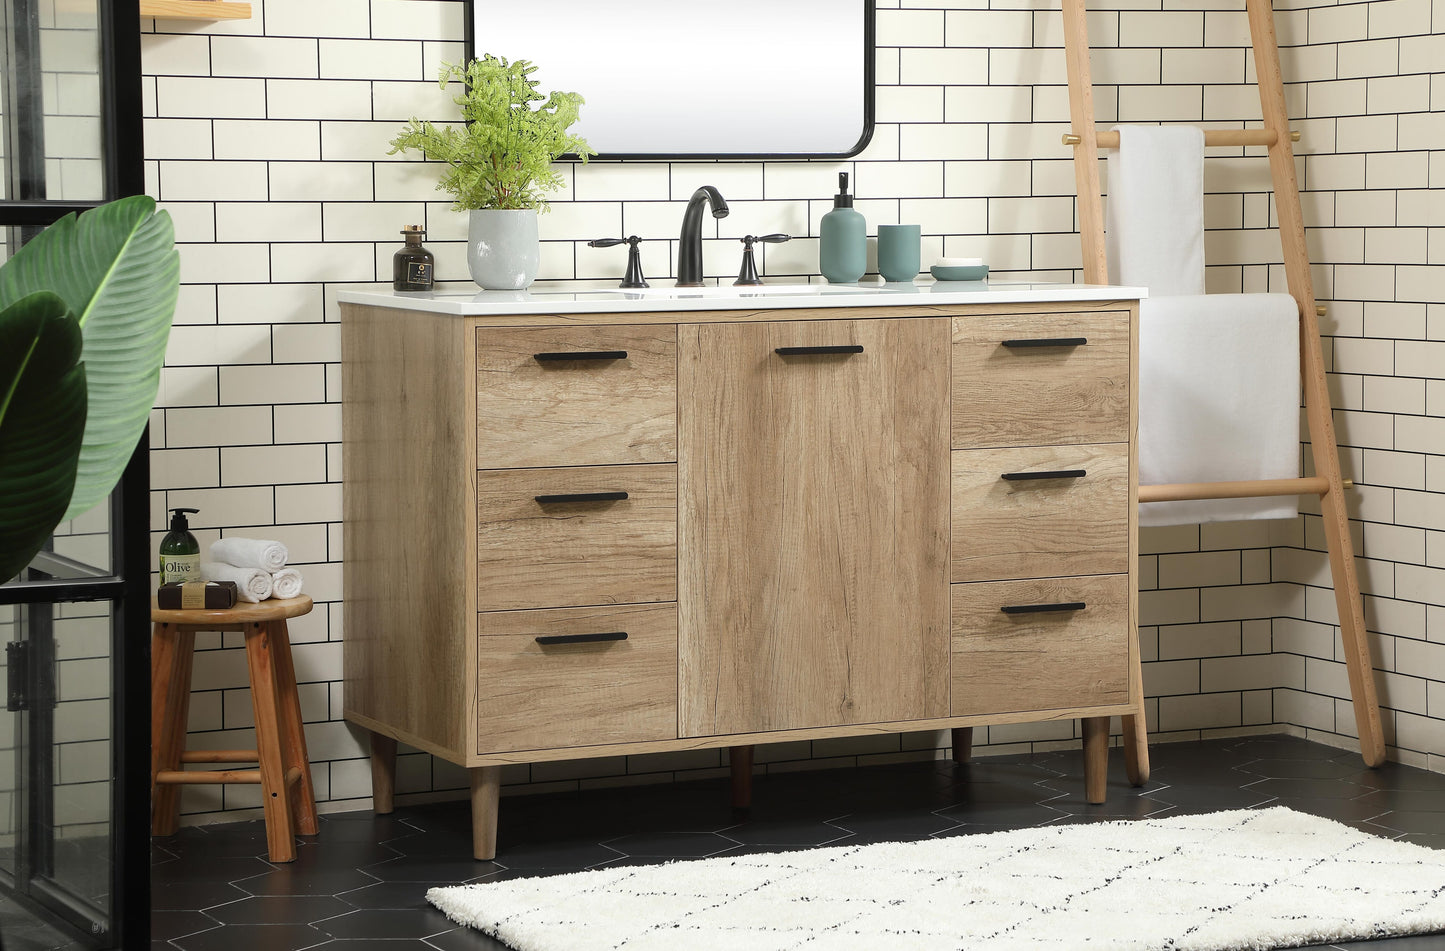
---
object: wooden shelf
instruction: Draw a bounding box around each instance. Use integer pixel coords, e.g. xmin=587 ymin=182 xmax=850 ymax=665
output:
xmin=140 ymin=0 xmax=252 ymax=20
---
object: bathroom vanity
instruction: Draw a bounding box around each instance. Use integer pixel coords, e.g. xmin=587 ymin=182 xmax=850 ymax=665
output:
xmin=338 ymin=281 xmax=1146 ymax=860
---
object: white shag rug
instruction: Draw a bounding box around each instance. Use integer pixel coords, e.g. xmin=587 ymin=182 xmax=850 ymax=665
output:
xmin=428 ymin=806 xmax=1445 ymax=951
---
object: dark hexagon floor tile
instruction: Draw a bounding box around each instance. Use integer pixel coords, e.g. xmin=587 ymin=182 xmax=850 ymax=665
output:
xmin=1342 ymin=764 xmax=1445 ymax=793
xmin=1236 ymin=757 xmax=1366 ymax=780
xmin=150 ymin=909 xmax=219 ymax=941
xmin=203 ymin=894 xmax=353 ymax=925
xmin=151 ymin=880 xmax=251 ymax=912
xmin=317 ymin=811 xmax=419 ymax=842
xmin=1227 ymin=737 xmax=1351 ymax=761
xmin=601 ymin=831 xmax=738 ymax=858
xmin=935 ymin=800 xmax=1070 ymax=826
xmin=1031 ymin=793 xmax=1175 ymax=819
xmin=825 ymin=810 xmax=961 ymax=840
xmin=1367 ymin=810 xmax=1445 ymax=836
xmin=425 ymin=926 xmax=513 ymax=950
xmin=363 ymin=855 xmax=502 ymax=883
xmin=314 ymin=941 xmax=433 ymax=951
xmin=718 ymin=818 xmax=853 ymax=847
xmin=1243 ymin=777 xmax=1372 ymax=800
xmin=1354 ymin=788 xmax=1445 ymax=814
xmin=152 ymin=853 xmax=273 ymax=885
xmin=233 ymin=865 xmax=379 ymax=896
xmin=488 ymin=840 xmax=625 ymax=871
xmin=336 ymin=880 xmax=436 ymax=910
xmin=315 ymin=906 xmax=457 ymax=940
xmin=1395 ymin=832 xmax=1445 ymax=850
xmin=1146 ymin=783 xmax=1277 ymax=812
xmin=171 ymin=923 xmax=328 ymax=951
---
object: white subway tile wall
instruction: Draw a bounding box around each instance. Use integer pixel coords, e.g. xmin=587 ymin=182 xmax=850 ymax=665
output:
xmin=145 ymin=0 xmax=1445 ymax=820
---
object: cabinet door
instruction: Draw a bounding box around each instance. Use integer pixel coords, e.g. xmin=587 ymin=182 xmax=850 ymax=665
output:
xmin=678 ymin=318 xmax=951 ymax=737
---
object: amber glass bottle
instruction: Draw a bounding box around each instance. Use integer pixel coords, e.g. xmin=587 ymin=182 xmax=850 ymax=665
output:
xmin=393 ymin=224 xmax=434 ymax=291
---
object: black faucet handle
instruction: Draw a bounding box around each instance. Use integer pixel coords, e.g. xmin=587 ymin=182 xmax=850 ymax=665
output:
xmin=740 ymin=234 xmax=792 ymax=248
xmin=589 ymin=236 xmax=648 ymax=289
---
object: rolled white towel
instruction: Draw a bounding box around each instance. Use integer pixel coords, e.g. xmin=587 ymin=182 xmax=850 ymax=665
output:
xmin=271 ymin=568 xmax=304 ymax=600
xmin=209 ymin=537 xmax=288 ymax=572
xmin=202 ymin=561 xmax=273 ymax=603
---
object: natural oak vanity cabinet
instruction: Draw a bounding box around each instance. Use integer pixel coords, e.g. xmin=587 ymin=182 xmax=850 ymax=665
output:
xmin=340 ymin=285 xmax=1144 ymax=861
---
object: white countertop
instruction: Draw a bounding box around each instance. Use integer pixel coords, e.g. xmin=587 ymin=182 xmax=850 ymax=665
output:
xmin=336 ymin=280 xmax=1147 ymax=317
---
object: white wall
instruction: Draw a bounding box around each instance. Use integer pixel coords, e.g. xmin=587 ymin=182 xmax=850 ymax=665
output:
xmin=142 ymin=0 xmax=1445 ymax=821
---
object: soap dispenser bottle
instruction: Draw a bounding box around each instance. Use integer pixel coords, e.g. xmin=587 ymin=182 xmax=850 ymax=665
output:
xmin=819 ymin=172 xmax=866 ymax=283
xmin=159 ymin=507 xmax=201 ymax=585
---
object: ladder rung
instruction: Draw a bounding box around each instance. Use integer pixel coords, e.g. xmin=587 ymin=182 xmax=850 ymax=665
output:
xmin=1063 ymin=129 xmax=1299 ymax=149
xmin=179 ymin=749 xmax=257 ymax=764
xmin=1138 ymin=476 xmax=1353 ymax=503
xmin=155 ymin=768 xmax=262 ymax=785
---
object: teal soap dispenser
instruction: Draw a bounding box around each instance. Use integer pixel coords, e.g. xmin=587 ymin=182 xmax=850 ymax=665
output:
xmin=819 ymin=172 xmax=866 ymax=283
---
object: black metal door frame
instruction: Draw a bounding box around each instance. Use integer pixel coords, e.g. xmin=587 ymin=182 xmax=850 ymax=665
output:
xmin=0 ymin=0 xmax=149 ymax=946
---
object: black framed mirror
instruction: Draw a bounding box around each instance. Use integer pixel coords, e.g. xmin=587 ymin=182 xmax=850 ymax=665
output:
xmin=467 ymin=0 xmax=875 ymax=159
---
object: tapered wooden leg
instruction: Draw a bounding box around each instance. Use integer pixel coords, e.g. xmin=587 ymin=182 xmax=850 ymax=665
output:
xmin=951 ymin=727 xmax=973 ymax=765
xmin=1122 ymin=648 xmax=1150 ymax=786
xmin=244 ymin=621 xmax=296 ymax=863
xmin=371 ymin=732 xmax=397 ymax=815
xmin=470 ymin=766 xmax=501 ymax=861
xmin=1082 ymin=716 xmax=1110 ymax=804
xmin=729 ymin=745 xmax=754 ymax=810
xmin=150 ymin=623 xmax=195 ymax=836
xmin=268 ymin=620 xmax=318 ymax=836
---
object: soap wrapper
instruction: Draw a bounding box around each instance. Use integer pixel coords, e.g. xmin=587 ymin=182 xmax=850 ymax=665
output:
xmin=157 ymin=580 xmax=239 ymax=610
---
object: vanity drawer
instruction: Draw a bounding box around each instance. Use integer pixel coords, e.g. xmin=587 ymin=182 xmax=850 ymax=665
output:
xmin=951 ymin=444 xmax=1129 ymax=583
xmin=950 ymin=575 xmax=1129 ymax=717
xmin=951 ymin=312 xmax=1129 ymax=449
xmin=476 ymin=604 xmax=677 ymax=754
xmin=476 ymin=464 xmax=676 ymax=611
xmin=476 ymin=325 xmax=677 ymax=469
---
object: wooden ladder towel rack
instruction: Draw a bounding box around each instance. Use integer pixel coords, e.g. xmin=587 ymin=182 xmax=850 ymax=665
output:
xmin=1061 ymin=0 xmax=1385 ymax=769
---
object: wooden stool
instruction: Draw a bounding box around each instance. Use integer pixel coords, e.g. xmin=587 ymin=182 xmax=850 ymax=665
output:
xmin=150 ymin=595 xmax=319 ymax=862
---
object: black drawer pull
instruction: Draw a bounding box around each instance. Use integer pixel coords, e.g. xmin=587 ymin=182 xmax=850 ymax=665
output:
xmin=535 ymin=631 xmax=629 ymax=646
xmin=534 ymin=491 xmax=629 ymax=504
xmin=1001 ymin=469 xmax=1087 ymax=481
xmin=1000 ymin=602 xmax=1086 ymax=615
xmin=533 ymin=350 xmax=627 ymax=362
xmin=775 ymin=345 xmax=864 ymax=356
xmin=1000 ymin=337 xmax=1088 ymax=349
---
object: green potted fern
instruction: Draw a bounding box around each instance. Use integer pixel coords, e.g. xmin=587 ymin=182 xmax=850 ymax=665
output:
xmin=390 ymin=55 xmax=594 ymax=290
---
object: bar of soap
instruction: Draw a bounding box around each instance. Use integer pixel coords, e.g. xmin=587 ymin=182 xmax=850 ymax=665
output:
xmin=936 ymin=257 xmax=984 ymax=267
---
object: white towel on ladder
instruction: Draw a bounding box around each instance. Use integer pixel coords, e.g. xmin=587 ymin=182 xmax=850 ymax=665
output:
xmin=1138 ymin=294 xmax=1300 ymax=526
xmin=1106 ymin=126 xmax=1207 ymax=297
xmin=1106 ymin=125 xmax=1301 ymax=524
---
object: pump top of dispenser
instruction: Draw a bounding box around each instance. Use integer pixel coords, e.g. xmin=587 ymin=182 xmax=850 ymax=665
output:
xmin=168 ymin=507 xmax=198 ymax=532
xmin=833 ymin=172 xmax=854 ymax=209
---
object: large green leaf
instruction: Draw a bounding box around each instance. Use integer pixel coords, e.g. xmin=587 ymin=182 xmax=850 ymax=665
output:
xmin=0 ymin=195 xmax=178 ymax=520
xmin=0 ymin=292 xmax=87 ymax=582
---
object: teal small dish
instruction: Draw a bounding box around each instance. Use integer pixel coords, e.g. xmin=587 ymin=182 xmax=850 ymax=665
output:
xmin=931 ymin=264 xmax=989 ymax=282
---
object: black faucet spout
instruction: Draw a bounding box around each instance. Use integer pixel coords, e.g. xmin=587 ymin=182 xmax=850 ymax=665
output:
xmin=677 ymin=186 xmax=729 ymax=286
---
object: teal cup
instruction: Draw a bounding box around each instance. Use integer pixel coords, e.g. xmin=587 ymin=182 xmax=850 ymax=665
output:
xmin=877 ymin=224 xmax=922 ymax=283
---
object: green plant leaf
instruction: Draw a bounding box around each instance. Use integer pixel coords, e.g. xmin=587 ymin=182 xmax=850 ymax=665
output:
xmin=0 ymin=195 xmax=178 ymax=520
xmin=0 ymin=292 xmax=87 ymax=583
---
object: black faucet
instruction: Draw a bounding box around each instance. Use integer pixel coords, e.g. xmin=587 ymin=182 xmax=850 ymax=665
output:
xmin=677 ymin=186 xmax=729 ymax=286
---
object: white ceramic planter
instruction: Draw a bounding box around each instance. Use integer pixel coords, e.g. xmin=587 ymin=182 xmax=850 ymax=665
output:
xmin=467 ymin=209 xmax=540 ymax=290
